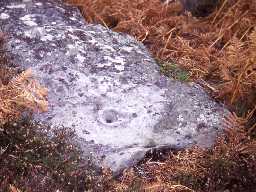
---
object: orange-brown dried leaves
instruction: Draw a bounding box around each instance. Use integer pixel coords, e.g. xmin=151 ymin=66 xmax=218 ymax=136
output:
xmin=217 ymin=30 xmax=256 ymax=103
xmin=0 ymin=69 xmax=48 ymax=124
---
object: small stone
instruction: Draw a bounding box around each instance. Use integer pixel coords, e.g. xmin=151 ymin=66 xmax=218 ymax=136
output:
xmin=180 ymin=0 xmax=220 ymax=17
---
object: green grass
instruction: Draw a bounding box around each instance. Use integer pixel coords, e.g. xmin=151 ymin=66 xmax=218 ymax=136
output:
xmin=157 ymin=60 xmax=190 ymax=82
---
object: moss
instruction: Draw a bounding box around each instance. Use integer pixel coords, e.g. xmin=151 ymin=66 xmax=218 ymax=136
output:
xmin=158 ymin=60 xmax=190 ymax=82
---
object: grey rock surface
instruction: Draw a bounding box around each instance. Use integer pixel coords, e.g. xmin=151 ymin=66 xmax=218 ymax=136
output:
xmin=1 ymin=0 xmax=228 ymax=173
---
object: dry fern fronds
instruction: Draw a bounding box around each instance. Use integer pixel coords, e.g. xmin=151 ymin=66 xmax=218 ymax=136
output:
xmin=9 ymin=185 xmax=22 ymax=192
xmin=217 ymin=28 xmax=256 ymax=104
xmin=0 ymin=68 xmax=48 ymax=124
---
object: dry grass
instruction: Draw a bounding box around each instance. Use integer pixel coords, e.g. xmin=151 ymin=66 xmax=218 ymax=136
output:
xmin=0 ymin=68 xmax=48 ymax=124
xmin=66 ymin=0 xmax=256 ymax=191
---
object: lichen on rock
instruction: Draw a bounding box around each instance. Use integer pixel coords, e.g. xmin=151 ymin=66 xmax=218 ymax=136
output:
xmin=0 ymin=0 xmax=229 ymax=173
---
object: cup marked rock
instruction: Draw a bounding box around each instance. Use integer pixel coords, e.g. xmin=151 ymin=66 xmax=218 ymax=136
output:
xmin=0 ymin=0 xmax=229 ymax=173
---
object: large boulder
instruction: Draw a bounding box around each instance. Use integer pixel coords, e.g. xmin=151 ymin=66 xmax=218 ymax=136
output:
xmin=0 ymin=0 xmax=228 ymax=173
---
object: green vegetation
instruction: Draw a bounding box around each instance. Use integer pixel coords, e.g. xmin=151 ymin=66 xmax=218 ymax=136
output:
xmin=158 ymin=60 xmax=190 ymax=81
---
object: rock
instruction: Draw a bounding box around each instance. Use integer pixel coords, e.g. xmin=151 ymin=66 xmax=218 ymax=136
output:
xmin=0 ymin=0 xmax=228 ymax=173
xmin=179 ymin=0 xmax=220 ymax=17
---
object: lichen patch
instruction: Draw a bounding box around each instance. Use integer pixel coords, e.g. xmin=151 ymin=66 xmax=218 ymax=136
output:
xmin=20 ymin=14 xmax=37 ymax=26
xmin=0 ymin=13 xmax=10 ymax=20
xmin=7 ymin=4 xmax=26 ymax=9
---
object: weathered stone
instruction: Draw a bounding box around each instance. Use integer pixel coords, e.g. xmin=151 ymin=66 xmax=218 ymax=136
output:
xmin=0 ymin=0 xmax=228 ymax=173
